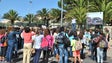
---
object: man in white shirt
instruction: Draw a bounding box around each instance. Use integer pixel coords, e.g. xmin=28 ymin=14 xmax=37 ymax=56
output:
xmin=71 ymin=18 xmax=76 ymax=31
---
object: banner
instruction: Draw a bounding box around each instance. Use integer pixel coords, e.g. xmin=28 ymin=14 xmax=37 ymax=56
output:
xmin=86 ymin=12 xmax=103 ymax=25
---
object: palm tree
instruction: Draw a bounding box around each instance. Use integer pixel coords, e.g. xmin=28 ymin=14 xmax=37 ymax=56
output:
xmin=65 ymin=0 xmax=87 ymax=29
xmin=24 ymin=13 xmax=35 ymax=25
xmin=36 ymin=8 xmax=49 ymax=27
xmin=49 ymin=8 xmax=61 ymax=23
xmin=91 ymin=0 xmax=112 ymax=24
xmin=3 ymin=10 xmax=20 ymax=25
xmin=58 ymin=0 xmax=76 ymax=11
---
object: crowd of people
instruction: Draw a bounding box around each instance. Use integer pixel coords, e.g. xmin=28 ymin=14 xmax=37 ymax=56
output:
xmin=0 ymin=26 xmax=110 ymax=63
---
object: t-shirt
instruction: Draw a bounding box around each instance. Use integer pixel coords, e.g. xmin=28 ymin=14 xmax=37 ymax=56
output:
xmin=69 ymin=36 xmax=74 ymax=42
xmin=71 ymin=18 xmax=76 ymax=24
xmin=32 ymin=34 xmax=44 ymax=49
xmin=53 ymin=33 xmax=58 ymax=44
xmin=21 ymin=31 xmax=35 ymax=43
xmin=71 ymin=40 xmax=77 ymax=51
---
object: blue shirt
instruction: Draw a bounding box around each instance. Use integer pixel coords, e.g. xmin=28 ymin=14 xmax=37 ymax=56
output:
xmin=69 ymin=36 xmax=74 ymax=42
xmin=7 ymin=31 xmax=20 ymax=43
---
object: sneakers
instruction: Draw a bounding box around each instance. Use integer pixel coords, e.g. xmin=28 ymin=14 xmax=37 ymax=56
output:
xmin=81 ymin=59 xmax=83 ymax=62
xmin=3 ymin=61 xmax=8 ymax=63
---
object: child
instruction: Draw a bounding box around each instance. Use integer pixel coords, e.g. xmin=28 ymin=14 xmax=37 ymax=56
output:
xmin=71 ymin=38 xmax=82 ymax=63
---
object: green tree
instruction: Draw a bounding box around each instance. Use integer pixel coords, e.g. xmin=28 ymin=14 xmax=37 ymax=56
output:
xmin=58 ymin=0 xmax=76 ymax=11
xmin=65 ymin=0 xmax=87 ymax=28
xmin=91 ymin=0 xmax=112 ymax=24
xmin=3 ymin=10 xmax=20 ymax=25
xmin=24 ymin=14 xmax=35 ymax=25
xmin=36 ymin=8 xmax=49 ymax=27
xmin=49 ymin=8 xmax=61 ymax=23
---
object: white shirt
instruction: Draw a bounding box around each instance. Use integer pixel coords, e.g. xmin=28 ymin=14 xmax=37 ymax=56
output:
xmin=53 ymin=33 xmax=58 ymax=43
xmin=71 ymin=18 xmax=76 ymax=23
xmin=32 ymin=34 xmax=44 ymax=49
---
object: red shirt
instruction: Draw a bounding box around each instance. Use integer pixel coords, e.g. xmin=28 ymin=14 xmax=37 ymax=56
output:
xmin=22 ymin=31 xmax=35 ymax=43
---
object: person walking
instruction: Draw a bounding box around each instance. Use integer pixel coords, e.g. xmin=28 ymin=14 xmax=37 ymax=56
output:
xmin=0 ymin=29 xmax=7 ymax=62
xmin=56 ymin=27 xmax=69 ymax=63
xmin=103 ymin=28 xmax=109 ymax=60
xmin=96 ymin=33 xmax=107 ymax=63
xmin=68 ymin=30 xmax=74 ymax=57
xmin=21 ymin=27 xmax=35 ymax=63
xmin=32 ymin=28 xmax=44 ymax=63
xmin=52 ymin=28 xmax=59 ymax=61
xmin=6 ymin=26 xmax=20 ymax=63
xmin=41 ymin=28 xmax=54 ymax=63
xmin=71 ymin=32 xmax=82 ymax=63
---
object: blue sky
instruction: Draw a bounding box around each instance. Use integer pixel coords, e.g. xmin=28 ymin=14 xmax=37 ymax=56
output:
xmin=0 ymin=0 xmax=59 ymax=18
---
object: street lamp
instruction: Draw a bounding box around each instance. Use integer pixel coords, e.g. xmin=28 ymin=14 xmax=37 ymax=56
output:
xmin=61 ymin=0 xmax=63 ymax=26
xmin=29 ymin=0 xmax=32 ymax=13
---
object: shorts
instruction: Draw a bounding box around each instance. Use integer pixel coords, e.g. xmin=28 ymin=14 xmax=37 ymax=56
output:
xmin=73 ymin=50 xmax=80 ymax=57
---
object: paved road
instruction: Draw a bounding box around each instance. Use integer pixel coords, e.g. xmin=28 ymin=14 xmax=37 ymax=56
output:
xmin=0 ymin=48 xmax=112 ymax=63
xmin=16 ymin=48 xmax=112 ymax=63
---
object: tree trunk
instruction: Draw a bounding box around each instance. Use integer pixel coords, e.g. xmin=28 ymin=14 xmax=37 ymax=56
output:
xmin=78 ymin=23 xmax=83 ymax=30
xmin=11 ymin=20 xmax=14 ymax=25
xmin=28 ymin=21 xmax=31 ymax=26
xmin=44 ymin=18 xmax=46 ymax=26
xmin=44 ymin=18 xmax=49 ymax=27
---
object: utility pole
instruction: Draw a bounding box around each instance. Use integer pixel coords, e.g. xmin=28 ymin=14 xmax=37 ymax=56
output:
xmin=61 ymin=0 xmax=63 ymax=26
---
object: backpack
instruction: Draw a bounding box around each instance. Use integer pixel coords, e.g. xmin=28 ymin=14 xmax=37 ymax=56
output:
xmin=99 ymin=40 xmax=107 ymax=48
xmin=92 ymin=36 xmax=100 ymax=44
xmin=56 ymin=32 xmax=70 ymax=47
xmin=63 ymin=33 xmax=70 ymax=48
xmin=75 ymin=40 xmax=82 ymax=50
xmin=41 ymin=37 xmax=49 ymax=50
xmin=41 ymin=36 xmax=53 ymax=50
xmin=56 ymin=32 xmax=65 ymax=44
xmin=0 ymin=36 xmax=6 ymax=44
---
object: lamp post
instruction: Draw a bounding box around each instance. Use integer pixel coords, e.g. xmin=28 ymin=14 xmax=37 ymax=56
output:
xmin=61 ymin=0 xmax=63 ymax=26
xmin=29 ymin=0 xmax=32 ymax=13
xmin=28 ymin=0 xmax=32 ymax=25
xmin=86 ymin=0 xmax=89 ymax=29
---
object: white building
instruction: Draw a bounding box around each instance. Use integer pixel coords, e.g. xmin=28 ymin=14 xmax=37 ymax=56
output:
xmin=0 ymin=19 xmax=10 ymax=23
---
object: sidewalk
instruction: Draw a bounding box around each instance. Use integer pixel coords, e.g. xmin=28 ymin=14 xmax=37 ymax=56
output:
xmin=108 ymin=40 xmax=112 ymax=59
xmin=3 ymin=45 xmax=112 ymax=63
xmin=107 ymin=48 xmax=112 ymax=59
